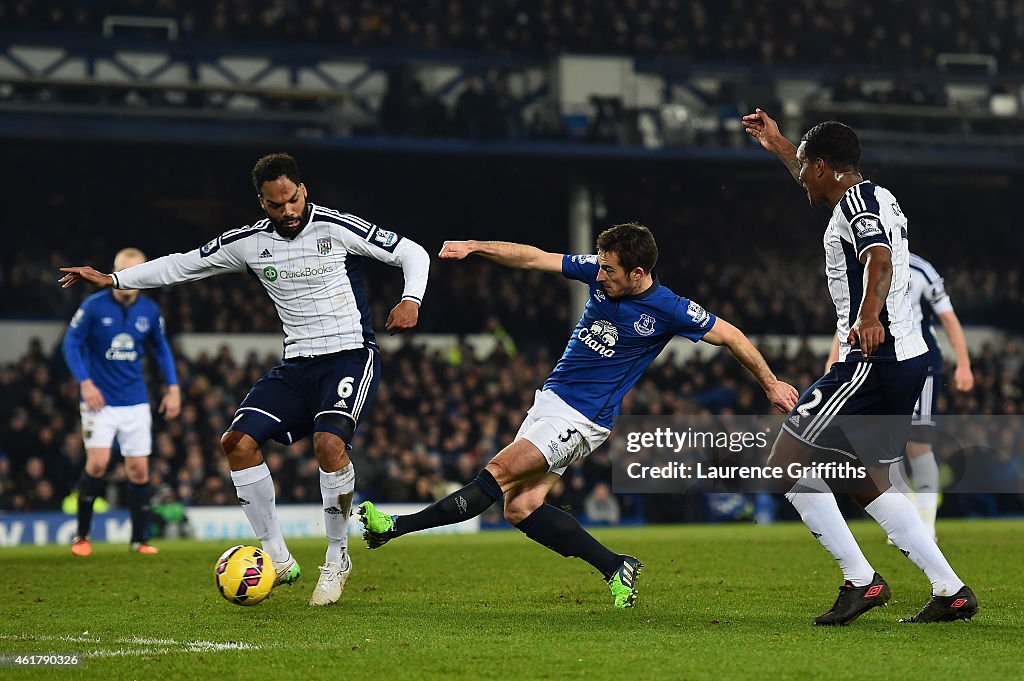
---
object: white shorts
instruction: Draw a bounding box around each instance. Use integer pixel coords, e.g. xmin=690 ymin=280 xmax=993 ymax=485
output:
xmin=515 ymin=390 xmax=611 ymax=475
xmin=80 ymin=403 xmax=153 ymax=456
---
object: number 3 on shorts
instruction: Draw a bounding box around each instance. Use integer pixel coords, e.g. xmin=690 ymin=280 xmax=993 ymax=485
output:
xmin=337 ymin=377 xmax=354 ymax=399
xmin=796 ymin=388 xmax=823 ymax=418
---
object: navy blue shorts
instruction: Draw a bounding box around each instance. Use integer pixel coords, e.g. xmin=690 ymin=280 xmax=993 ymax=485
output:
xmin=782 ymin=355 xmax=928 ymax=466
xmin=911 ymin=373 xmax=942 ymax=430
xmin=229 ymin=346 xmax=381 ymax=448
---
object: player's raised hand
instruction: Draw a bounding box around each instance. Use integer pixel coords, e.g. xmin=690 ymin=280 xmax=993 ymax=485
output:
xmin=954 ymin=363 xmax=975 ymax=392
xmin=765 ymin=380 xmax=800 ymax=414
xmin=59 ymin=266 xmax=115 ymax=289
xmin=849 ymin=316 xmax=885 ymax=358
xmin=438 ymin=241 xmax=475 ymax=260
xmin=385 ymin=299 xmax=420 ymax=335
xmin=741 ymin=108 xmax=788 ymax=154
xmin=79 ymin=378 xmax=106 ymax=411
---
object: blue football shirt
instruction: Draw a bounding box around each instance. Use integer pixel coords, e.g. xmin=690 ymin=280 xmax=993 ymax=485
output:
xmin=542 ymin=254 xmax=717 ymax=428
xmin=62 ymin=290 xmax=178 ymax=407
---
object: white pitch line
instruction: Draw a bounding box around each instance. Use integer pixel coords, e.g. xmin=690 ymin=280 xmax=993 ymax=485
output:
xmin=0 ymin=633 xmax=260 ymax=655
xmin=88 ymin=642 xmax=258 ymax=658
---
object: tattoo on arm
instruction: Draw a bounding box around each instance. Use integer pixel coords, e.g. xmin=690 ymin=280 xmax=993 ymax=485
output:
xmin=871 ymin=262 xmax=892 ymax=303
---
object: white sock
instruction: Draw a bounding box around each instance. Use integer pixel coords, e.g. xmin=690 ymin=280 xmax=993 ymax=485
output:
xmin=230 ymin=463 xmax=290 ymax=565
xmin=785 ymin=476 xmax=875 ymax=586
xmin=908 ymin=451 xmax=939 ymax=537
xmin=321 ymin=463 xmax=355 ymax=566
xmin=865 ymin=489 xmax=964 ymax=596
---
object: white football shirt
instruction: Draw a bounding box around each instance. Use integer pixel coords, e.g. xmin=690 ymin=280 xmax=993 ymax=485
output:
xmin=823 ymin=181 xmax=927 ymax=362
xmin=113 ymin=204 xmax=429 ymax=358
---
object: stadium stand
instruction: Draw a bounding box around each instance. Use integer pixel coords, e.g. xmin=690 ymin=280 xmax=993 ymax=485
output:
xmin=5 ymin=1 xmax=1024 ymax=70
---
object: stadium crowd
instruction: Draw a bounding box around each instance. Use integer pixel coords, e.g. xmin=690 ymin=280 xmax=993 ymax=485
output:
xmin=6 ymin=1 xmax=1024 ymax=71
xmin=2 ymin=332 xmax=1022 ymax=525
xmin=7 ymin=254 xmax=1019 ymax=340
xmin=3 ymin=161 xmax=1021 ymax=338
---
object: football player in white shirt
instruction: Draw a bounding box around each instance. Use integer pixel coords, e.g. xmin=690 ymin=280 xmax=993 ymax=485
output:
xmin=904 ymin=254 xmax=974 ymax=536
xmin=60 ymin=153 xmax=430 ymax=607
xmin=744 ymin=109 xmax=977 ymax=625
xmin=827 ymin=253 xmax=974 ymax=541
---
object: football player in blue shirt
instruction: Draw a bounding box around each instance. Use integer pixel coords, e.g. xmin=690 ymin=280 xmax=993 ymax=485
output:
xmin=359 ymin=223 xmax=798 ymax=608
xmin=62 ymin=248 xmax=180 ymax=556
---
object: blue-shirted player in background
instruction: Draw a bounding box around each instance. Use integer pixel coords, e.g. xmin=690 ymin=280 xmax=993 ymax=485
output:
xmin=359 ymin=223 xmax=798 ymax=608
xmin=62 ymin=248 xmax=180 ymax=556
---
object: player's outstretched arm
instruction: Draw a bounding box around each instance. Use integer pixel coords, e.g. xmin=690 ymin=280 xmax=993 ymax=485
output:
xmin=741 ymin=108 xmax=802 ymax=186
xmin=58 ymin=266 xmax=114 ymax=289
xmin=439 ymin=240 xmax=564 ymax=273
xmin=702 ymin=318 xmax=799 ymax=413
xmin=937 ymin=310 xmax=974 ymax=391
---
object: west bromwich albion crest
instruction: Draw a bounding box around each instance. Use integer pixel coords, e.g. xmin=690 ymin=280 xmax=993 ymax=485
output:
xmin=634 ymin=313 xmax=656 ymax=336
xmin=317 ymin=237 xmax=332 ymax=255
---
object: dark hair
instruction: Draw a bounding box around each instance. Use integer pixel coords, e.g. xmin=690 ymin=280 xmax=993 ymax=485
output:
xmin=252 ymin=153 xmax=301 ymax=192
xmin=595 ymin=222 xmax=658 ymax=274
xmin=800 ymin=121 xmax=860 ymax=170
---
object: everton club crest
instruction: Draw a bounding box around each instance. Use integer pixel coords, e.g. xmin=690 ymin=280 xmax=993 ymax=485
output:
xmin=634 ymin=313 xmax=656 ymax=336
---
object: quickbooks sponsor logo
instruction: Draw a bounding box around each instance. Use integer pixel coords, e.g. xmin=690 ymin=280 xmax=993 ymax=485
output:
xmin=264 ymin=264 xmax=334 ymax=281
xmin=279 ymin=265 xmax=334 ymax=279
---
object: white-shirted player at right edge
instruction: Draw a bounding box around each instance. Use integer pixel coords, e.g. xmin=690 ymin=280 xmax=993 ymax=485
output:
xmin=827 ymin=253 xmax=974 ymax=541
xmin=59 ymin=153 xmax=430 ymax=607
xmin=743 ymin=109 xmax=978 ymax=625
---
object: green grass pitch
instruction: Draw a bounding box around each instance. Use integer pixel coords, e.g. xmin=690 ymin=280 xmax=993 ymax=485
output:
xmin=1 ymin=520 xmax=1021 ymax=680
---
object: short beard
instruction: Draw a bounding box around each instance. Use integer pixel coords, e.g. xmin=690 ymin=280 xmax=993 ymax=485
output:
xmin=272 ymin=205 xmax=310 ymax=238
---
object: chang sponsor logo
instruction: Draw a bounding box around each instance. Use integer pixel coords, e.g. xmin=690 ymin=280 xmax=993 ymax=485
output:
xmin=105 ymin=333 xmax=138 ymax=361
xmin=577 ymin=319 xmax=618 ymax=357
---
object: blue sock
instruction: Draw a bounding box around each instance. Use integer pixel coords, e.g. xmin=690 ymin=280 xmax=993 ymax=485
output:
xmin=76 ymin=473 xmax=106 ymax=538
xmin=126 ymin=482 xmax=152 ymax=544
xmin=515 ymin=504 xmax=622 ymax=579
xmin=394 ymin=470 xmax=502 ymax=537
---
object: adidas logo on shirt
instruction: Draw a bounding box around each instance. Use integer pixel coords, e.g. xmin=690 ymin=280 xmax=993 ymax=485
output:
xmin=259 ymin=249 xmax=273 ymax=258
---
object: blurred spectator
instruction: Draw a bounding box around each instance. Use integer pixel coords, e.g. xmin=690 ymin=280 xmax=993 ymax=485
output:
xmin=1 ymin=327 xmax=1020 ymax=522
xmin=831 ymin=74 xmax=866 ymax=103
xmin=584 ymin=482 xmax=621 ymax=524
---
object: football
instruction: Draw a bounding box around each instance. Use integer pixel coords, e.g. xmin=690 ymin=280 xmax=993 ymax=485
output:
xmin=214 ymin=545 xmax=276 ymax=606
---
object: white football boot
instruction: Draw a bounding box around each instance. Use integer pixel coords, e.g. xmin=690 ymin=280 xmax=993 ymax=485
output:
xmin=308 ymin=554 xmax=352 ymax=606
